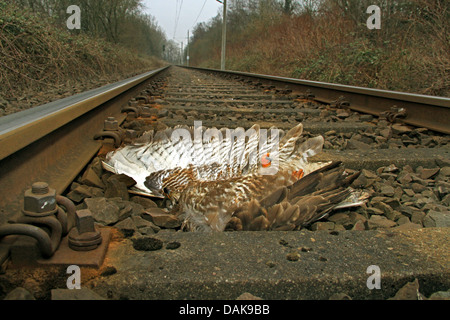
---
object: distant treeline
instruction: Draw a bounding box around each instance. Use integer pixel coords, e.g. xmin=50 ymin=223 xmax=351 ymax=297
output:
xmin=188 ymin=0 xmax=449 ymax=96
xmin=12 ymin=0 xmax=180 ymax=61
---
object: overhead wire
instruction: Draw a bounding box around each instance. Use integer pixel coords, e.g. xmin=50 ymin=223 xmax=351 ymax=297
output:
xmin=173 ymin=0 xmax=178 ymax=39
xmin=191 ymin=0 xmax=208 ymax=29
xmin=173 ymin=0 xmax=184 ymax=40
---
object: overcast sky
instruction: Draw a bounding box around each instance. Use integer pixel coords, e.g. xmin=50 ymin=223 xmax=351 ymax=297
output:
xmin=142 ymin=0 xmax=223 ymax=44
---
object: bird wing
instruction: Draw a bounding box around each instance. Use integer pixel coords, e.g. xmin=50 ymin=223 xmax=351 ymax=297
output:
xmin=219 ymin=162 xmax=367 ymax=232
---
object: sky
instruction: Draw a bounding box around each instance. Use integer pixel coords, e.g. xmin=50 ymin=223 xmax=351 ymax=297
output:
xmin=142 ymin=0 xmax=223 ymax=45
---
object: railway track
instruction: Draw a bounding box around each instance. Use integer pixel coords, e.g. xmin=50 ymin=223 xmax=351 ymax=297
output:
xmin=0 ymin=66 xmax=449 ymax=301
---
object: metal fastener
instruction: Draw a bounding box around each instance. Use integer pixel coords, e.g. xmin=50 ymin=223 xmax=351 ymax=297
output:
xmin=104 ymin=117 xmax=119 ymax=131
xmin=23 ymin=182 xmax=57 ymax=217
xmin=68 ymin=209 xmax=102 ymax=251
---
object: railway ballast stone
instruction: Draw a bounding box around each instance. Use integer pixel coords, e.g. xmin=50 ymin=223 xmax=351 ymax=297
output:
xmin=423 ymin=211 xmax=450 ymax=228
xmin=84 ymin=197 xmax=144 ymax=226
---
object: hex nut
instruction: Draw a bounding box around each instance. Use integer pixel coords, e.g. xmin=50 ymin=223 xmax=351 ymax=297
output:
xmin=104 ymin=117 xmax=119 ymax=131
xmin=23 ymin=182 xmax=57 ymax=215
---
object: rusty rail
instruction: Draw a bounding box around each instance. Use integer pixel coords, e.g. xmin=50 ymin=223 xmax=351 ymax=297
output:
xmin=0 ymin=66 xmax=170 ymax=225
xmin=183 ymin=66 xmax=450 ymax=135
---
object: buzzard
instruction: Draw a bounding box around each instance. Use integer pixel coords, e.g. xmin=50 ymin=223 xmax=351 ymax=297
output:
xmin=104 ymin=123 xmax=367 ymax=232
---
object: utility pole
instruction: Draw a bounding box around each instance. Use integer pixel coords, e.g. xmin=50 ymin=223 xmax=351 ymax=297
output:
xmin=181 ymin=41 xmax=184 ymax=65
xmin=187 ymin=30 xmax=190 ymax=67
xmin=220 ymin=0 xmax=227 ymax=70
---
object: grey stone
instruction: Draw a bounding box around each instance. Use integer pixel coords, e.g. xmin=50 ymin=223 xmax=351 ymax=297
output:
xmin=90 ymin=157 xmax=104 ymax=177
xmin=402 ymin=165 xmax=414 ymax=173
xmin=352 ymin=220 xmax=366 ymax=231
xmin=379 ymin=128 xmax=392 ymax=139
xmin=80 ymin=166 xmax=105 ymax=189
xmin=336 ymin=111 xmax=350 ymax=119
xmin=372 ymin=202 xmax=393 ymax=215
xmin=351 ymin=174 xmax=369 ymax=188
xmin=420 ymin=168 xmax=440 ymax=180
xmin=385 ymin=198 xmax=401 ymax=210
xmin=327 ymin=213 xmax=351 ymax=225
xmin=428 ymin=290 xmax=450 ymax=300
xmin=362 ymin=169 xmax=378 ymax=179
xmin=131 ymin=215 xmax=154 ymax=229
xmin=310 ymin=221 xmax=335 ymax=231
xmin=385 ymin=210 xmax=402 ymax=222
xmin=412 ymin=183 xmax=427 ymax=193
xmin=348 ymin=212 xmax=367 ymax=224
xmin=367 ymin=215 xmax=397 ymax=229
xmin=391 ymin=124 xmax=413 ymax=135
xmin=396 ymin=216 xmax=411 ymax=225
xmin=397 ymin=172 xmax=413 ymax=184
xmin=410 ymin=211 xmax=425 ymax=225
xmin=383 ymin=164 xmax=399 ymax=173
xmin=423 ymin=211 xmax=450 ymax=228
xmin=84 ymin=197 xmax=120 ymax=225
xmin=114 ymin=217 xmax=137 ymax=231
xmin=380 ymin=185 xmax=395 ymax=197
xmin=113 ymin=199 xmax=145 ymax=217
xmin=104 ymin=176 xmax=129 ymax=201
xmin=131 ymin=196 xmax=158 ymax=209
xmin=442 ymin=194 xmax=450 ymax=207
xmin=366 ymin=207 xmax=384 ymax=215
xmin=388 ymin=279 xmax=422 ymax=300
xmin=399 ymin=205 xmax=414 ymax=217
xmin=360 ymin=115 xmax=373 ymax=122
xmin=393 ymin=222 xmax=422 ymax=231
xmin=439 ymin=166 xmax=450 ymax=176
xmin=118 ymin=204 xmax=133 ymax=221
xmin=143 ymin=208 xmax=181 ymax=229
xmin=139 ymin=226 xmax=157 ymax=235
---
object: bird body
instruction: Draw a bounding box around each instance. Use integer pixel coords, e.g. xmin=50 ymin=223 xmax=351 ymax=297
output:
xmin=103 ymin=123 xmax=367 ymax=232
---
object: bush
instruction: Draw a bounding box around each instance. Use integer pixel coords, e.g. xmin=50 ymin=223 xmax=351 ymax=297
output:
xmin=0 ymin=2 xmax=163 ymax=104
xmin=188 ymin=0 xmax=449 ymax=97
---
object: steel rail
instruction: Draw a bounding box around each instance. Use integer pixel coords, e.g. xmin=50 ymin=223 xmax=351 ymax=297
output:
xmin=183 ymin=66 xmax=450 ymax=134
xmin=0 ymin=66 xmax=170 ymax=225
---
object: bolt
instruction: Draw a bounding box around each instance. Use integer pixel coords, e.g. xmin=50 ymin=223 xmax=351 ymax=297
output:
xmin=23 ymin=182 xmax=57 ymax=216
xmin=76 ymin=209 xmax=96 ymax=234
xmin=68 ymin=209 xmax=102 ymax=251
xmin=141 ymin=107 xmax=152 ymax=117
xmin=32 ymin=182 xmax=49 ymax=194
xmin=104 ymin=117 xmax=119 ymax=131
